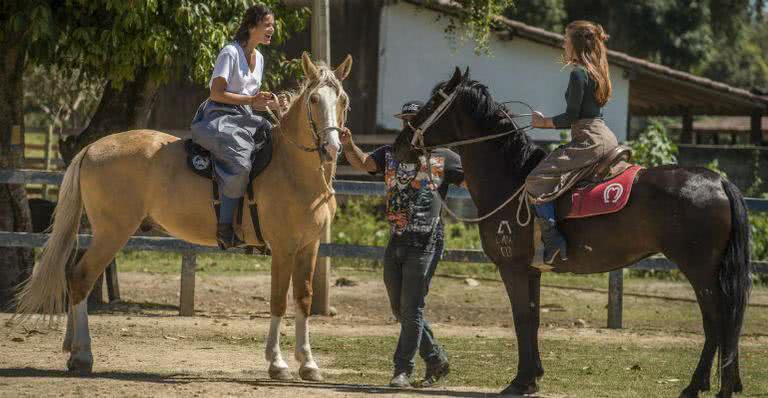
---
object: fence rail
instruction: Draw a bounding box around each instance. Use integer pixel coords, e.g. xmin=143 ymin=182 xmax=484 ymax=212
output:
xmin=2 ymin=169 xmax=767 ymax=326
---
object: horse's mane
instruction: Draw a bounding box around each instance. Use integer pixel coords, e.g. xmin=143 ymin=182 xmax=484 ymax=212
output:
xmin=432 ymin=79 xmax=545 ymax=175
xmin=277 ymin=63 xmax=349 ymax=124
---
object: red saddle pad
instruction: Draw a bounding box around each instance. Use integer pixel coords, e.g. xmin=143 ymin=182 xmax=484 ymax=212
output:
xmin=566 ymin=165 xmax=644 ymax=219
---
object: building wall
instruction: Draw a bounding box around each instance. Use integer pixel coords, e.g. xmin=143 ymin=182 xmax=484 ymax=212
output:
xmin=377 ymin=2 xmax=630 ymax=142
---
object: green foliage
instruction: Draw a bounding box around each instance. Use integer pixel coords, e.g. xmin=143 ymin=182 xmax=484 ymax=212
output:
xmin=697 ymin=23 xmax=768 ymax=90
xmin=504 ymin=0 xmax=566 ymax=32
xmin=506 ymin=1 xmax=767 ymax=89
xmin=444 ymin=220 xmax=482 ymax=249
xmin=23 ymin=65 xmax=103 ymax=131
xmin=333 ymin=197 xmax=389 ymax=247
xmin=423 ymin=0 xmax=516 ymax=54
xmin=628 ymin=119 xmax=678 ymax=167
xmin=50 ymin=1 xmax=308 ymax=89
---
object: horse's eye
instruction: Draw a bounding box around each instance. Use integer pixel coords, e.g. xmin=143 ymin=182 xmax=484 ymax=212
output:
xmin=310 ymin=94 xmax=320 ymax=104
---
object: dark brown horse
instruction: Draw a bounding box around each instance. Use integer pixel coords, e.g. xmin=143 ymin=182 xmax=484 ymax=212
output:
xmin=393 ymin=68 xmax=751 ymax=398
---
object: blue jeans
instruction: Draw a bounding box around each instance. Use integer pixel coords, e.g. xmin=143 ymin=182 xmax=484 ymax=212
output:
xmin=383 ymin=228 xmax=447 ymax=375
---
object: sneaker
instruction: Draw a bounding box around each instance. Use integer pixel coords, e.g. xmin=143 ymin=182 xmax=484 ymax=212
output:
xmin=415 ymin=361 xmax=450 ymax=388
xmin=389 ymin=371 xmax=411 ymax=388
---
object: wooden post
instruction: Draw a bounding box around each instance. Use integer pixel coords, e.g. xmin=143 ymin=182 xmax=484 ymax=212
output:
xmin=179 ymin=253 xmax=197 ymax=316
xmin=42 ymin=125 xmax=53 ymax=199
xmin=751 ymin=109 xmax=764 ymax=146
xmin=607 ymin=269 xmax=623 ymax=329
xmin=105 ymin=259 xmax=121 ymax=302
xmin=681 ymin=111 xmax=693 ymax=145
xmin=310 ymin=0 xmax=332 ymax=316
xmin=87 ymin=273 xmax=104 ymax=306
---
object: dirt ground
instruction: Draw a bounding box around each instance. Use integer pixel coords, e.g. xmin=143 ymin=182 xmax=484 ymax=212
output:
xmin=1 ymin=271 xmax=766 ymax=397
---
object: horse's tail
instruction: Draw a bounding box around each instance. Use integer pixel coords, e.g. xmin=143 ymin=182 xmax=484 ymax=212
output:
xmin=718 ymin=178 xmax=751 ymax=383
xmin=14 ymin=147 xmax=88 ymax=324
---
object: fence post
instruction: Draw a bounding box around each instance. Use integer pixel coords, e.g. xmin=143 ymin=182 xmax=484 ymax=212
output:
xmin=105 ymin=259 xmax=121 ymax=302
xmin=179 ymin=253 xmax=197 ymax=316
xmin=607 ymin=269 xmax=623 ymax=329
xmin=43 ymin=125 xmax=53 ymax=199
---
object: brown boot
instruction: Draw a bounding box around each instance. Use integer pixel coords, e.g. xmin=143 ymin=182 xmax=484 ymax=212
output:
xmin=216 ymin=223 xmax=244 ymax=250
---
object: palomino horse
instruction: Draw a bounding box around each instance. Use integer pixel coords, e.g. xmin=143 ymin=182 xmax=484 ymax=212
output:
xmin=15 ymin=53 xmax=353 ymax=382
xmin=393 ymin=68 xmax=751 ymax=398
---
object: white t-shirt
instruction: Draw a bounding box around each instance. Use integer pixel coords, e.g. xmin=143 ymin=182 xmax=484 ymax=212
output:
xmin=209 ymin=42 xmax=263 ymax=96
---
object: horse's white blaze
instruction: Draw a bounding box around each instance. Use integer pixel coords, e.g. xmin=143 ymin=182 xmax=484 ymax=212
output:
xmin=317 ymin=85 xmax=341 ymax=160
xmin=265 ymin=315 xmax=288 ymax=369
xmin=294 ymin=311 xmax=318 ymax=369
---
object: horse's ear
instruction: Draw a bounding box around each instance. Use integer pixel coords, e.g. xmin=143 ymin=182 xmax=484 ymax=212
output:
xmin=334 ymin=55 xmax=353 ymax=81
xmin=448 ymin=67 xmax=462 ymax=88
xmin=463 ymin=67 xmax=470 ymax=81
xmin=301 ymin=51 xmax=320 ymax=81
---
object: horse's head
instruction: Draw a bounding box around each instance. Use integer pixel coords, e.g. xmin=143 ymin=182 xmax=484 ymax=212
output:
xmin=393 ymin=67 xmax=538 ymax=170
xmin=393 ymin=67 xmax=474 ymax=161
xmin=295 ymin=51 xmax=352 ymax=164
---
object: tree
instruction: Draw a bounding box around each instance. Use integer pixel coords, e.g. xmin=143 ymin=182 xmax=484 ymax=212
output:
xmin=420 ymin=0 xmax=516 ymax=54
xmin=55 ymin=0 xmax=309 ymax=162
xmin=0 ymin=0 xmax=308 ymax=307
xmin=506 ymin=0 xmax=767 ymax=88
xmin=0 ymin=0 xmax=60 ymax=307
xmin=504 ymin=0 xmax=566 ymax=32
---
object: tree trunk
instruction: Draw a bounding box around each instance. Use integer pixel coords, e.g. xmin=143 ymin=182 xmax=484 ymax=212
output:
xmin=59 ymin=67 xmax=161 ymax=164
xmin=0 ymin=34 xmax=34 ymax=309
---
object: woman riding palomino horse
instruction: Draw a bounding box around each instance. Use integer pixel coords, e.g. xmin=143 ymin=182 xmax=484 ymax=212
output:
xmin=14 ymin=43 xmax=353 ymax=382
xmin=526 ymin=21 xmax=617 ymax=265
xmin=190 ymin=4 xmax=291 ymax=249
xmin=393 ymin=22 xmax=750 ymax=398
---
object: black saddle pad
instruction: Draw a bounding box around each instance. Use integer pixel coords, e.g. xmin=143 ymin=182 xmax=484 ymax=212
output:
xmin=184 ymin=135 xmax=273 ymax=180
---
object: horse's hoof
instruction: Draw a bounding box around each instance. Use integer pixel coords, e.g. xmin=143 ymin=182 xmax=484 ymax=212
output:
xmin=499 ymin=381 xmax=537 ymax=396
xmin=66 ymin=352 xmax=93 ymax=376
xmin=299 ymin=366 xmax=323 ymax=382
xmin=268 ymin=365 xmax=293 ymax=380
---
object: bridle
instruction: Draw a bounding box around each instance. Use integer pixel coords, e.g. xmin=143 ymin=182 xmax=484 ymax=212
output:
xmin=267 ymin=86 xmax=344 ymax=194
xmin=408 ymin=82 xmax=534 ymax=151
xmin=406 ymin=81 xmax=536 ymax=225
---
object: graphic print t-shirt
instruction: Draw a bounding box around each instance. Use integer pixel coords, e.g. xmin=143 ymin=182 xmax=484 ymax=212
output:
xmin=370 ymin=146 xmax=463 ymax=236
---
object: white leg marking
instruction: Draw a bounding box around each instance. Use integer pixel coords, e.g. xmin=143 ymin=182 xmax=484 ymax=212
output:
xmin=62 ymin=305 xmax=74 ymax=352
xmin=67 ymin=300 xmax=93 ymax=373
xmin=71 ymin=300 xmax=91 ymax=353
xmin=265 ymin=316 xmax=288 ymax=369
xmin=295 ymin=311 xmax=318 ymax=369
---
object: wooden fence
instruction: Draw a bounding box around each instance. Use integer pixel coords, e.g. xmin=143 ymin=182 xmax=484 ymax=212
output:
xmin=24 ymin=128 xmax=64 ymax=199
xmin=1 ymin=169 xmax=767 ymax=327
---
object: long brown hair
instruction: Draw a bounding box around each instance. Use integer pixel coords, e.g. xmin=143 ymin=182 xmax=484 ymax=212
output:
xmin=564 ymin=20 xmax=611 ymax=106
xmin=233 ymin=4 xmax=273 ymax=45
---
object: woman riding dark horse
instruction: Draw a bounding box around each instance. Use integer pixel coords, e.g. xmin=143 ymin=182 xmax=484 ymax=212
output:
xmin=190 ymin=4 xmax=286 ymax=249
xmin=526 ymin=21 xmax=617 ymax=265
xmin=393 ymin=25 xmax=750 ymax=398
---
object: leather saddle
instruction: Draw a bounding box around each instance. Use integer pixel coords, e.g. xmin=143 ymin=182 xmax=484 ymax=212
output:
xmin=583 ymin=145 xmax=633 ymax=184
xmin=183 ymin=138 xmax=273 ymax=255
xmin=184 ymin=137 xmax=273 ymax=180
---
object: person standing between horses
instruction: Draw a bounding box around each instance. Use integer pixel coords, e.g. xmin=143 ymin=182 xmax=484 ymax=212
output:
xmin=526 ymin=20 xmax=618 ymax=264
xmin=190 ymin=4 xmax=285 ymax=249
xmin=340 ymin=101 xmax=462 ymax=388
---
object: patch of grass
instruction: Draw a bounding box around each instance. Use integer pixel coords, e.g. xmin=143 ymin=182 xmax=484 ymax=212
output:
xmin=289 ymin=334 xmax=767 ymax=397
xmin=117 ymin=251 xmax=270 ymax=274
